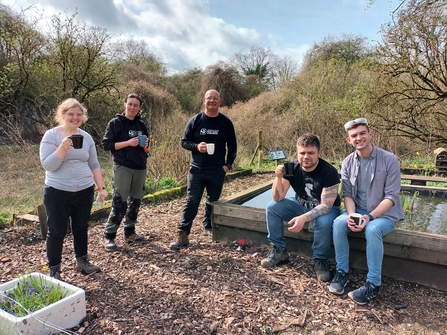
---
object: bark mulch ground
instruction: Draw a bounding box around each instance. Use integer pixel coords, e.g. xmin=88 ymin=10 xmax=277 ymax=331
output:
xmin=1 ymin=172 xmax=447 ymax=335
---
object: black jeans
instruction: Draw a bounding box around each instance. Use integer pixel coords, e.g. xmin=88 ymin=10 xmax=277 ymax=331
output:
xmin=44 ymin=185 xmax=94 ymax=266
xmin=178 ymin=166 xmax=226 ymax=233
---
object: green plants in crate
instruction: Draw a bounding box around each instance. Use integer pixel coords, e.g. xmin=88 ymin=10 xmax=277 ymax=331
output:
xmin=0 ymin=272 xmax=69 ymax=317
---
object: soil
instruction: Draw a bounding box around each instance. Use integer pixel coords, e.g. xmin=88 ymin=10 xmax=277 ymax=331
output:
xmin=1 ymin=172 xmax=447 ymax=335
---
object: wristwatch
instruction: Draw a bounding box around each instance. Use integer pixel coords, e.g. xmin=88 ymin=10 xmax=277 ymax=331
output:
xmin=367 ymin=213 xmax=374 ymax=221
xmin=226 ymin=164 xmax=232 ymax=170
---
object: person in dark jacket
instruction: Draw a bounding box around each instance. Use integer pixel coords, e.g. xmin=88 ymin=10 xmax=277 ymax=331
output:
xmin=102 ymin=93 xmax=149 ymax=251
xmin=170 ymin=89 xmax=237 ymax=250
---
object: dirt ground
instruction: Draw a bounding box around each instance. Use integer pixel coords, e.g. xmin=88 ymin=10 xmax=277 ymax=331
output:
xmin=1 ymin=172 xmax=447 ymax=335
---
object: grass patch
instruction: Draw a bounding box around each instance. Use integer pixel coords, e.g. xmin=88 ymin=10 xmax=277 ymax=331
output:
xmin=0 ymin=143 xmax=443 ymax=228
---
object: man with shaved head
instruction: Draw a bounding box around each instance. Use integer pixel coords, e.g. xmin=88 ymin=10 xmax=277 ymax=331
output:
xmin=170 ymin=89 xmax=237 ymax=250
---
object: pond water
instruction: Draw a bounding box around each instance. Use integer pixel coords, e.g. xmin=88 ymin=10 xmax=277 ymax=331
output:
xmin=242 ymin=189 xmax=447 ymax=235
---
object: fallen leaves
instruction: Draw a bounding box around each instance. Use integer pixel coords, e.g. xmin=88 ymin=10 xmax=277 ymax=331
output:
xmin=1 ymin=173 xmax=447 ymax=334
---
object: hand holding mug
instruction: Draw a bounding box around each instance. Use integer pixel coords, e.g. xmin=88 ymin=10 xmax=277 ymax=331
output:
xmin=129 ymin=137 xmax=139 ymax=147
xmin=197 ymin=142 xmax=207 ymax=153
xmin=61 ymin=137 xmax=72 ymax=151
xmin=349 ymin=213 xmax=366 ymax=231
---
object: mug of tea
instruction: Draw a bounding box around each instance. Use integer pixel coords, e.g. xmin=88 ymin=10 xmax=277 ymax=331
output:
xmin=70 ymin=134 xmax=84 ymax=149
xmin=138 ymin=135 xmax=147 ymax=147
xmin=350 ymin=213 xmax=366 ymax=226
xmin=283 ymin=162 xmax=295 ymax=177
xmin=206 ymin=143 xmax=215 ymax=155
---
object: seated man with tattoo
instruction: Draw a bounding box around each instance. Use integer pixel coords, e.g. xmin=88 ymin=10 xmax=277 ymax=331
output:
xmin=261 ymin=133 xmax=341 ymax=282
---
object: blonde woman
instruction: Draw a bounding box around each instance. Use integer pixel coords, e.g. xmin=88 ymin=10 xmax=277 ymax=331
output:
xmin=40 ymin=98 xmax=108 ymax=279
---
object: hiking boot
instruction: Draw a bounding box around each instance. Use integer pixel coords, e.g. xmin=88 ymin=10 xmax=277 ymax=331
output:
xmin=261 ymin=246 xmax=289 ymax=268
xmin=75 ymin=256 xmax=101 ymax=275
xmin=105 ymin=238 xmax=117 ymax=252
xmin=314 ymin=258 xmax=331 ymax=282
xmin=348 ymin=281 xmax=380 ymax=305
xmin=169 ymin=230 xmax=189 ymax=250
xmin=49 ymin=264 xmax=61 ymax=280
xmin=125 ymin=234 xmax=144 ymax=243
xmin=329 ymin=269 xmax=349 ymax=295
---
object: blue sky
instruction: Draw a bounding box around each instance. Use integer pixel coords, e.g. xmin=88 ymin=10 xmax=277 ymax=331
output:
xmin=1 ymin=0 xmax=398 ymax=72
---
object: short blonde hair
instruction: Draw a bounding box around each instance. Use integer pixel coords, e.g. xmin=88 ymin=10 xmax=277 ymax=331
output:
xmin=54 ymin=98 xmax=88 ymax=125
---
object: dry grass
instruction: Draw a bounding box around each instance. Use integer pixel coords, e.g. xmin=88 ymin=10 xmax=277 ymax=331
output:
xmin=0 ymin=92 xmax=430 ymax=219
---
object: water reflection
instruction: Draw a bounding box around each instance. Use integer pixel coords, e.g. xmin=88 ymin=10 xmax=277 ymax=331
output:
xmin=242 ymin=189 xmax=447 ymax=235
xmin=399 ymin=196 xmax=447 ymax=235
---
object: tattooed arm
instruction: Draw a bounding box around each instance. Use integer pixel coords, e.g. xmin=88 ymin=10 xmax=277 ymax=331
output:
xmin=271 ymin=164 xmax=291 ymax=202
xmin=305 ymin=184 xmax=339 ymax=220
xmin=287 ymin=183 xmax=339 ymax=233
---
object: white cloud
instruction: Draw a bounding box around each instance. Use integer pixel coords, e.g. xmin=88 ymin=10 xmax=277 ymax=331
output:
xmin=0 ymin=0 xmax=394 ymax=72
xmin=0 ymin=0 xmax=262 ymax=71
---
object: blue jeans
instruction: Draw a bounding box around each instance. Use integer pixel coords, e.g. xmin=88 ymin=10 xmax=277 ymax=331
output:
xmin=178 ymin=166 xmax=226 ymax=233
xmin=266 ymin=197 xmax=340 ymax=259
xmin=44 ymin=185 xmax=94 ymax=266
xmin=333 ymin=209 xmax=396 ymax=286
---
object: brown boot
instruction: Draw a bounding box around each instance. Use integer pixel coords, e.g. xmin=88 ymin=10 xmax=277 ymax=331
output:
xmin=75 ymin=256 xmax=101 ymax=274
xmin=169 ymin=230 xmax=189 ymax=250
xmin=49 ymin=264 xmax=62 ymax=280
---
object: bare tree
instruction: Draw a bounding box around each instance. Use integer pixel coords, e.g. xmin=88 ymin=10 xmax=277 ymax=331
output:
xmin=200 ymin=62 xmax=248 ymax=107
xmin=231 ymin=46 xmax=276 ymax=90
xmin=374 ymin=0 xmax=447 ymax=145
xmin=270 ymin=55 xmax=299 ymax=90
xmin=0 ymin=4 xmax=50 ymax=139
xmin=47 ymin=11 xmax=119 ymax=102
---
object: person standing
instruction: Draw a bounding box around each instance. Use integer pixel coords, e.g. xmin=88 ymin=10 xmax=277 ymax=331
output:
xmin=40 ymin=98 xmax=108 ymax=279
xmin=169 ymin=89 xmax=237 ymax=250
xmin=260 ymin=133 xmax=341 ymax=282
xmin=102 ymin=93 xmax=149 ymax=252
xmin=329 ymin=118 xmax=404 ymax=304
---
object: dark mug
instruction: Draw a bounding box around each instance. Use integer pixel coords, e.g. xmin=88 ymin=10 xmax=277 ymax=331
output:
xmin=284 ymin=162 xmax=295 ymax=177
xmin=70 ymin=134 xmax=84 ymax=149
xmin=350 ymin=213 xmax=366 ymax=226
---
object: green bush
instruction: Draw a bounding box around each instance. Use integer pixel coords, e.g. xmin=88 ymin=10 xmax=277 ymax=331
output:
xmin=0 ymin=211 xmax=11 ymax=229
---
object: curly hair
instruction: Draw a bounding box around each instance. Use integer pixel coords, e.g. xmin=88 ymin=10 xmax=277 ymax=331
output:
xmin=54 ymin=98 xmax=88 ymax=125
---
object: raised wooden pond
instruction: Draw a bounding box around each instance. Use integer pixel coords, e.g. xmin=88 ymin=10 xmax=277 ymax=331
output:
xmin=211 ymin=179 xmax=447 ymax=292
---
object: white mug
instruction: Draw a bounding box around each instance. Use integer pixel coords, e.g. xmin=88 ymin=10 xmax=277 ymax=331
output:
xmin=350 ymin=213 xmax=366 ymax=226
xmin=206 ymin=143 xmax=215 ymax=155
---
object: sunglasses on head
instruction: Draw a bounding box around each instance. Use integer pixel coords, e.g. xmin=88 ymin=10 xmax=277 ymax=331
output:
xmin=344 ymin=118 xmax=368 ymax=131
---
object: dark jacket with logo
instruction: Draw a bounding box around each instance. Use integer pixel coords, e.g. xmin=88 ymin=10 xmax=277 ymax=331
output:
xmin=181 ymin=111 xmax=237 ymax=170
xmin=102 ymin=113 xmax=149 ymax=170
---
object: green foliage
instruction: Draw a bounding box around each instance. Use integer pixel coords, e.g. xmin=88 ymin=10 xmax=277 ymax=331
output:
xmin=401 ymin=191 xmax=418 ymax=215
xmin=145 ymin=177 xmax=180 ymax=195
xmin=400 ymin=152 xmax=436 ymax=175
xmin=157 ymin=177 xmax=179 ymax=190
xmin=0 ymin=273 xmax=68 ymax=317
xmin=170 ymin=67 xmax=204 ymax=113
xmin=0 ymin=211 xmax=11 ymax=229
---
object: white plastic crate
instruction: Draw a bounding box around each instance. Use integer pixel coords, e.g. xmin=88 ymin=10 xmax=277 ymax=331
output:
xmin=0 ymin=272 xmax=86 ymax=335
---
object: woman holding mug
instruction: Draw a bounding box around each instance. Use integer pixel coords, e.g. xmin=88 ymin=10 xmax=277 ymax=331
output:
xmin=40 ymin=98 xmax=108 ymax=279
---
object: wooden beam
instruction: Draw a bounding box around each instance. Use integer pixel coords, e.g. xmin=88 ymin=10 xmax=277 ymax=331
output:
xmin=212 ymin=200 xmax=447 ymax=291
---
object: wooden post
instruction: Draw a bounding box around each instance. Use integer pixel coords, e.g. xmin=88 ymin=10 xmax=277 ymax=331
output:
xmin=37 ymin=204 xmax=71 ymax=239
xmin=249 ymin=143 xmax=260 ymax=165
xmin=258 ymin=131 xmax=263 ymax=168
xmin=37 ymin=204 xmax=47 ymax=240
